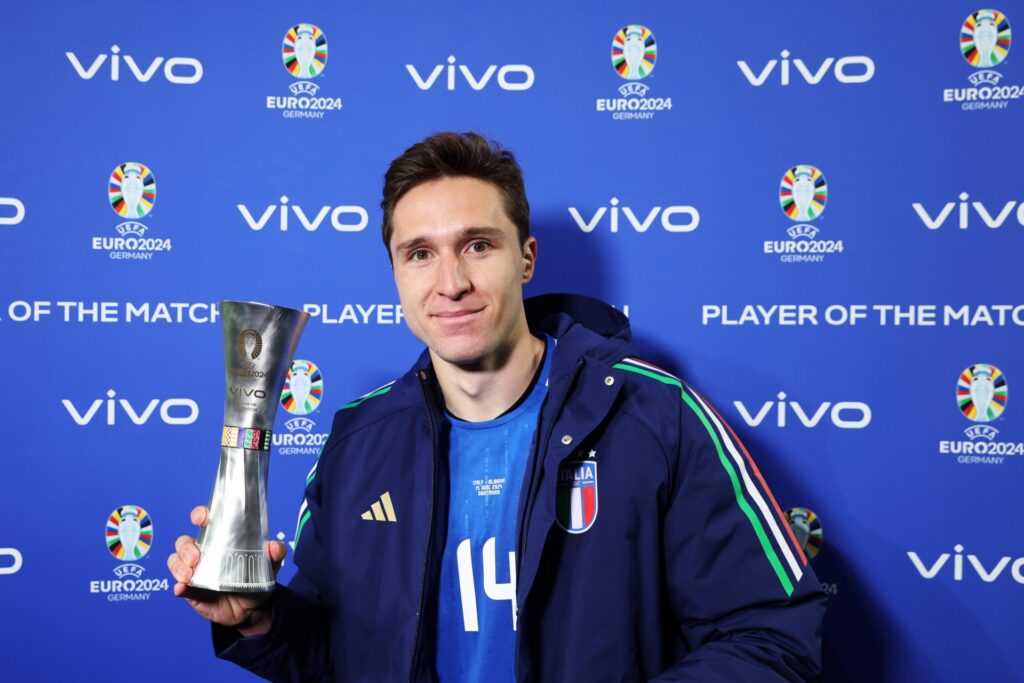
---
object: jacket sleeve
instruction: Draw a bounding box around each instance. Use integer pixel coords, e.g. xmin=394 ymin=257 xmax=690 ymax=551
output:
xmin=651 ymin=384 xmax=826 ymax=683
xmin=212 ymin=449 xmax=335 ymax=681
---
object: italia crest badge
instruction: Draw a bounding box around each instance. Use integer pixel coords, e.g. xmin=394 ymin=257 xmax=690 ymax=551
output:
xmin=556 ymin=461 xmax=598 ymax=534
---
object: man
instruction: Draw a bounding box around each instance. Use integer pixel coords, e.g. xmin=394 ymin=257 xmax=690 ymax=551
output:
xmin=168 ymin=132 xmax=825 ymax=681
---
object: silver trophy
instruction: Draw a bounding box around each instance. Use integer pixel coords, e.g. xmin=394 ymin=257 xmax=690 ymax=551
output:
xmin=190 ymin=301 xmax=310 ymax=592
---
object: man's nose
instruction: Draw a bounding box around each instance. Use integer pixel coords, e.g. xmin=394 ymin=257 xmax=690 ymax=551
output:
xmin=436 ymin=253 xmax=471 ymax=299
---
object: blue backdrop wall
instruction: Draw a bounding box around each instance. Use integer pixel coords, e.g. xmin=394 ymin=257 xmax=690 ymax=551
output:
xmin=1 ymin=1 xmax=1022 ymax=680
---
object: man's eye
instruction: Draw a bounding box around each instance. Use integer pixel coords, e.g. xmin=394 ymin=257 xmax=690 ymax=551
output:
xmin=468 ymin=241 xmax=490 ymax=253
xmin=409 ymin=249 xmax=429 ymax=261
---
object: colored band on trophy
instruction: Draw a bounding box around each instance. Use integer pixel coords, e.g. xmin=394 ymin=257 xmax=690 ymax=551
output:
xmin=221 ymin=426 xmax=273 ymax=451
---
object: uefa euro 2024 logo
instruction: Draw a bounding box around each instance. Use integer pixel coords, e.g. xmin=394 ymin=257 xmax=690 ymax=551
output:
xmin=764 ymin=165 xmax=843 ymax=263
xmin=277 ymin=359 xmax=330 ymax=456
xmin=281 ymin=359 xmax=324 ymax=416
xmin=109 ymin=162 xmax=155 ymax=221
xmin=597 ymin=24 xmax=671 ymax=120
xmin=92 ymin=505 xmax=169 ymax=601
xmin=779 ymin=165 xmax=827 ymax=223
xmin=268 ymin=23 xmax=341 ymax=118
xmin=784 ymin=507 xmax=822 ymax=561
xmin=784 ymin=507 xmax=834 ymax=595
xmin=106 ymin=505 xmax=152 ymax=561
xmin=93 ymin=162 xmax=171 ymax=260
xmin=944 ymin=10 xmax=1017 ymax=110
xmin=283 ymin=24 xmax=328 ymax=82
xmin=939 ymin=364 xmax=1022 ymax=465
xmin=958 ymin=364 xmax=1007 ymax=423
xmin=962 ymin=10 xmax=1011 ymax=72
xmin=612 ymin=25 xmax=657 ymax=81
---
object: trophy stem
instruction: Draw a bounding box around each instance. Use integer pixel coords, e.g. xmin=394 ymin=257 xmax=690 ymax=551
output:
xmin=191 ymin=446 xmax=274 ymax=592
xmin=188 ymin=301 xmax=309 ymax=593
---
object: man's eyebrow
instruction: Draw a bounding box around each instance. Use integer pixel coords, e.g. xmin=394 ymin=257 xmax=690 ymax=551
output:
xmin=461 ymin=226 xmax=506 ymax=241
xmin=393 ymin=235 xmax=429 ymax=254
xmin=393 ymin=226 xmax=506 ymax=254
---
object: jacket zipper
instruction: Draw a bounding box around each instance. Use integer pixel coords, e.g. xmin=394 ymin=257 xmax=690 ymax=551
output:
xmin=514 ymin=359 xmax=583 ymax=609
xmin=409 ymin=373 xmax=439 ymax=682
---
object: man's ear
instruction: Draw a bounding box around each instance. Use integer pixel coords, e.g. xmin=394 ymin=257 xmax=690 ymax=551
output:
xmin=522 ymin=236 xmax=538 ymax=283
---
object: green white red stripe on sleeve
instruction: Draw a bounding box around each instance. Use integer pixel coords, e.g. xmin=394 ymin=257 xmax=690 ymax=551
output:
xmin=614 ymin=357 xmax=807 ymax=596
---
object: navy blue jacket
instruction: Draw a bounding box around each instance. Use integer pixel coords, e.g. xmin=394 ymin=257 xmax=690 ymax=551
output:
xmin=216 ymin=294 xmax=825 ymax=681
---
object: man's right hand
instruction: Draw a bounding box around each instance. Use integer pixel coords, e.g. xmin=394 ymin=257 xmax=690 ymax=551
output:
xmin=167 ymin=505 xmax=288 ymax=637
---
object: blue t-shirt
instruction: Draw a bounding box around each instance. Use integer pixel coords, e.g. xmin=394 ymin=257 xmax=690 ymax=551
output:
xmin=435 ymin=337 xmax=553 ymax=682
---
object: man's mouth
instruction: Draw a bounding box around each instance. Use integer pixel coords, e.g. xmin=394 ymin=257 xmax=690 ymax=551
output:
xmin=432 ymin=307 xmax=484 ymax=320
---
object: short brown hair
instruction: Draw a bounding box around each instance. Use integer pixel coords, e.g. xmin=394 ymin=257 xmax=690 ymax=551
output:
xmin=381 ymin=132 xmax=530 ymax=252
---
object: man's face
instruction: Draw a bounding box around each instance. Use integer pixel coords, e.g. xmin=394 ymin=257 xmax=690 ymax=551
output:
xmin=389 ymin=176 xmax=536 ymax=368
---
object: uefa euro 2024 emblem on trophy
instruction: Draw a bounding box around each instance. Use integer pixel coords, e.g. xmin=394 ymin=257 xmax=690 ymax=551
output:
xmin=189 ymin=302 xmax=309 ymax=592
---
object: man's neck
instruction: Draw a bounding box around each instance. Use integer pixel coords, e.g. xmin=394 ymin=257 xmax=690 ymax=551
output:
xmin=432 ymin=325 xmax=546 ymax=422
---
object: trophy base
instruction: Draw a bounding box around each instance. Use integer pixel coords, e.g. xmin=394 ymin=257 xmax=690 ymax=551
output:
xmin=189 ymin=546 xmax=276 ymax=593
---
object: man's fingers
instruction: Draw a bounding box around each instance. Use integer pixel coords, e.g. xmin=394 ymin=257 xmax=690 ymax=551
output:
xmin=174 ymin=534 xmax=200 ymax=566
xmin=167 ymin=553 xmax=193 ymax=584
xmin=267 ymin=540 xmax=289 ymax=566
xmin=190 ymin=505 xmax=209 ymax=528
xmin=174 ymin=533 xmax=195 ymax=554
xmin=174 ymin=534 xmax=191 ymax=553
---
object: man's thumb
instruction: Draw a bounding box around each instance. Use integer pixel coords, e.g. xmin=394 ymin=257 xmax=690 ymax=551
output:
xmin=267 ymin=540 xmax=289 ymax=567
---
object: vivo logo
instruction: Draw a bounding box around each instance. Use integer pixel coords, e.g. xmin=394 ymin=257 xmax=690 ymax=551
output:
xmin=909 ymin=544 xmax=1024 ymax=584
xmin=569 ymin=198 xmax=700 ymax=233
xmin=0 ymin=548 xmax=22 ymax=575
xmin=406 ymin=56 xmax=534 ymax=91
xmin=737 ymin=51 xmax=874 ymax=86
xmin=62 ymin=390 xmax=199 ymax=425
xmin=230 ymin=386 xmax=267 ymax=399
xmin=238 ymin=196 xmax=368 ymax=232
xmin=66 ymin=45 xmax=203 ymax=84
xmin=912 ymin=193 xmax=1024 ymax=229
xmin=0 ymin=198 xmax=25 ymax=226
xmin=733 ymin=392 xmax=872 ymax=429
